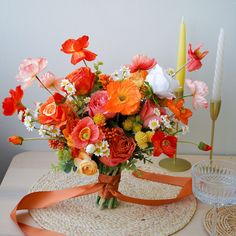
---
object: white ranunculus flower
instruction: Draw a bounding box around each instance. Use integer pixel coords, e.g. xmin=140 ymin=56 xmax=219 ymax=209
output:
xmin=146 ymin=64 xmax=179 ymax=99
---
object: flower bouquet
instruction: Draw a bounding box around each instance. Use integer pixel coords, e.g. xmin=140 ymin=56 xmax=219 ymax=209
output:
xmin=2 ymin=35 xmax=211 ymax=209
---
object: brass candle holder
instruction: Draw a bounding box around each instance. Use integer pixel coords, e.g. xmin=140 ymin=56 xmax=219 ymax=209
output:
xmin=159 ymin=89 xmax=192 ymax=172
xmin=209 ymin=100 xmax=221 ymax=161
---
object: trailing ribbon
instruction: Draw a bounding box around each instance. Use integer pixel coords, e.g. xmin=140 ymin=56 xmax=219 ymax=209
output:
xmin=11 ymin=170 xmax=192 ymax=236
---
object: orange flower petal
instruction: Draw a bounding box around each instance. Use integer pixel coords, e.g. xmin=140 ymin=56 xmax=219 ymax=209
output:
xmin=73 ymin=35 xmax=89 ymax=51
xmin=83 ymin=49 xmax=97 ymax=61
xmin=61 ymin=39 xmax=76 ymax=54
xmin=71 ymin=51 xmax=85 ymax=65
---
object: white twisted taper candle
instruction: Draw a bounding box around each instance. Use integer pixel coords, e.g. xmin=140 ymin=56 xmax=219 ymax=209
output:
xmin=212 ymin=28 xmax=224 ymax=101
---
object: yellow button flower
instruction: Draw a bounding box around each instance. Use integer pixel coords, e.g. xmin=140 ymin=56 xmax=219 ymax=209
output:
xmin=135 ymin=131 xmax=148 ymax=149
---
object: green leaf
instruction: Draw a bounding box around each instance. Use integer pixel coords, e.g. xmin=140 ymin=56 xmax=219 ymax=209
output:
xmin=64 ymin=163 xmax=72 ymax=173
xmin=57 ymin=149 xmax=72 ymax=162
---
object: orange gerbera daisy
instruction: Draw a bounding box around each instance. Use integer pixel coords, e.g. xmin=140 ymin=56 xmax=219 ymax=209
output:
xmin=104 ymin=80 xmax=141 ymax=115
xmin=167 ymin=99 xmax=192 ymax=125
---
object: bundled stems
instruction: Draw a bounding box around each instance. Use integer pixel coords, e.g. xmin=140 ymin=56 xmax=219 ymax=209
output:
xmin=96 ymin=164 xmax=120 ymax=209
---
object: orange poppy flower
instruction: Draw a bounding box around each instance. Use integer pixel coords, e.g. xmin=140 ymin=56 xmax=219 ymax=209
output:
xmin=61 ymin=35 xmax=97 ymax=65
xmin=167 ymin=99 xmax=192 ymax=125
xmin=2 ymin=86 xmax=25 ymax=116
xmin=104 ymin=80 xmax=141 ymax=115
xmin=187 ymin=44 xmax=208 ymax=72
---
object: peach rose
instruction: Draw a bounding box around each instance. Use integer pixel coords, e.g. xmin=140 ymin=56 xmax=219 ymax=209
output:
xmin=100 ymin=128 xmax=136 ymax=167
xmin=38 ymin=96 xmax=72 ymax=127
xmin=79 ymin=160 xmax=97 ymax=175
xmin=74 ymin=157 xmax=98 ymax=176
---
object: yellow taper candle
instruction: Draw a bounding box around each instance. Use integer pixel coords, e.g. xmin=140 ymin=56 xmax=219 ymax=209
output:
xmin=176 ymin=17 xmax=186 ymax=92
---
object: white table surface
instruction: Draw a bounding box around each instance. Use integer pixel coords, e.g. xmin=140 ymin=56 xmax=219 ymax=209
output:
xmin=0 ymin=152 xmax=235 ymax=236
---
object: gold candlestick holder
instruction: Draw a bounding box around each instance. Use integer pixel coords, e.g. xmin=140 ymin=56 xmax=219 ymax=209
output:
xmin=209 ymin=100 xmax=221 ymax=161
xmin=159 ymin=90 xmax=192 ymax=172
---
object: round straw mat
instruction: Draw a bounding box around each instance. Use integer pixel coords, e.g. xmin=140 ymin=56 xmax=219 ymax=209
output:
xmin=29 ymin=159 xmax=196 ymax=236
xmin=204 ymin=206 xmax=236 ymax=236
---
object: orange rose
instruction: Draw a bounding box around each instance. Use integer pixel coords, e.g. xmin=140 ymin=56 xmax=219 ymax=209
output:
xmin=66 ymin=67 xmax=95 ymax=95
xmin=38 ymin=96 xmax=73 ymax=127
xmin=100 ymin=128 xmax=136 ymax=166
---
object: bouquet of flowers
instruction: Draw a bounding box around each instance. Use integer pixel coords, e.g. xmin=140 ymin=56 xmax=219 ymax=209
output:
xmin=2 ymin=35 xmax=211 ymax=209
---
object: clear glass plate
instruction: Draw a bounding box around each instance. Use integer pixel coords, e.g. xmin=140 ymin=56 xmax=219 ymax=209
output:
xmin=192 ymin=160 xmax=236 ymax=206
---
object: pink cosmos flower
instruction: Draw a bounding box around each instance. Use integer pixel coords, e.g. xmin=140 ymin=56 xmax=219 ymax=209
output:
xmin=39 ymin=72 xmax=63 ymax=91
xmin=88 ymin=91 xmax=116 ymax=119
xmin=140 ymin=99 xmax=166 ymax=127
xmin=129 ymin=54 xmax=157 ymax=73
xmin=71 ymin=117 xmax=104 ymax=149
xmin=16 ymin=58 xmax=48 ymax=89
xmin=187 ymin=44 xmax=208 ymax=72
xmin=186 ymin=79 xmax=208 ymax=109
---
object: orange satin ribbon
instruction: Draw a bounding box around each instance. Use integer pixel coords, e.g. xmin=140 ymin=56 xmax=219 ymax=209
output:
xmin=11 ymin=170 xmax=192 ymax=236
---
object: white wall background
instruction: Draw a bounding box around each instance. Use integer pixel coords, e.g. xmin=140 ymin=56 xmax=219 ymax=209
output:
xmin=0 ymin=0 xmax=236 ymax=182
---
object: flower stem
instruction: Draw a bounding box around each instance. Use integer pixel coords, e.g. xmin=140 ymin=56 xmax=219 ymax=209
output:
xmin=53 ymin=85 xmax=60 ymax=92
xmin=23 ymin=137 xmax=52 ymax=141
xmin=108 ymin=198 xmax=115 ymax=209
xmin=182 ymin=94 xmax=193 ymax=98
xmin=152 ymin=94 xmax=159 ymax=105
xmin=143 ymin=147 xmax=154 ymax=151
xmin=107 ymin=168 xmax=119 ymax=208
xmin=83 ymin=60 xmax=88 ymax=67
xmin=116 ymin=113 xmax=120 ymax=124
xmin=171 ymin=58 xmax=193 ymax=78
xmin=71 ymin=95 xmax=80 ymax=106
xmin=172 ymin=129 xmax=183 ymax=136
xmin=98 ymin=198 xmax=106 ymax=210
xmin=178 ymin=140 xmax=198 ymax=146
xmin=35 ymin=75 xmax=53 ymax=96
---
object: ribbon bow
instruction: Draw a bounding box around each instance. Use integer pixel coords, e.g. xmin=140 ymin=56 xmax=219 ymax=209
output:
xmin=11 ymin=169 xmax=192 ymax=236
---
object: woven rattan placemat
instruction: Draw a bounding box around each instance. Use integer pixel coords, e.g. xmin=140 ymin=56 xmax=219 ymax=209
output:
xmin=204 ymin=206 xmax=236 ymax=236
xmin=29 ymin=160 xmax=196 ymax=236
